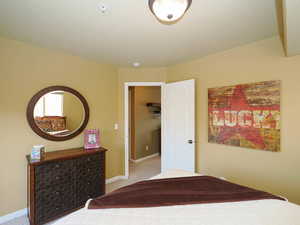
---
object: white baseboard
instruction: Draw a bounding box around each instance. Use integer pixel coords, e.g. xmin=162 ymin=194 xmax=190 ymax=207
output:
xmin=105 ymin=175 xmax=128 ymax=184
xmin=130 ymin=153 xmax=159 ymax=163
xmin=0 ymin=208 xmax=27 ymax=224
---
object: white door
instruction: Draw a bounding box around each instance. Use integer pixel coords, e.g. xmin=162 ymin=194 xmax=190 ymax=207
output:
xmin=162 ymin=79 xmax=195 ymax=172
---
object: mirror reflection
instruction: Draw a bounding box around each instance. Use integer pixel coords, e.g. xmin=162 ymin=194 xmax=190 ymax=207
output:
xmin=33 ymin=91 xmax=85 ymax=137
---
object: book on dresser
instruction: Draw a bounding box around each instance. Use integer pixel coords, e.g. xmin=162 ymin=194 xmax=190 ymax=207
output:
xmin=26 ymin=147 xmax=107 ymax=225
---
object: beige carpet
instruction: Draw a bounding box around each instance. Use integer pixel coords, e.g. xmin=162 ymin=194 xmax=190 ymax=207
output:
xmin=107 ymin=155 xmax=161 ymax=192
xmin=1 ymin=156 xmax=161 ymax=225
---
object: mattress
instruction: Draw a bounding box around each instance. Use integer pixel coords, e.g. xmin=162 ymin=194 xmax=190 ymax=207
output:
xmin=52 ymin=170 xmax=300 ymax=225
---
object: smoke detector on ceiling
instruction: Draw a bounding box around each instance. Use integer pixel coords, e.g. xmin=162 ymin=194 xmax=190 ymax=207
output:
xmin=132 ymin=62 xmax=141 ymax=67
xmin=98 ymin=3 xmax=108 ymax=13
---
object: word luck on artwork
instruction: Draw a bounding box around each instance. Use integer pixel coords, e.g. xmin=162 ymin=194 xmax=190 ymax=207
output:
xmin=208 ymin=81 xmax=281 ymax=152
xmin=211 ymin=110 xmax=280 ymax=129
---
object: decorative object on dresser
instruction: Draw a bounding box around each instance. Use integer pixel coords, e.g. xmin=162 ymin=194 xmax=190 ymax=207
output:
xmin=84 ymin=129 xmax=100 ymax=149
xmin=30 ymin=145 xmax=45 ymax=161
xmin=26 ymin=147 xmax=107 ymax=225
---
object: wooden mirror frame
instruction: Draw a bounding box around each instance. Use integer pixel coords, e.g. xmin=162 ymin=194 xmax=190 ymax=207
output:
xmin=27 ymin=86 xmax=90 ymax=141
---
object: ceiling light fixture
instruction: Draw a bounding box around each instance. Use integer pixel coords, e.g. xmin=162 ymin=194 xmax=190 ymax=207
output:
xmin=148 ymin=0 xmax=192 ymax=24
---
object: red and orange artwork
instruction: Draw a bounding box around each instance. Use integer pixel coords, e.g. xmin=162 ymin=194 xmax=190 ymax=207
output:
xmin=208 ymin=80 xmax=280 ymax=151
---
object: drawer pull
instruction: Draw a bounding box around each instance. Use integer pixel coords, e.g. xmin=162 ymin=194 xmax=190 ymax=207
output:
xmin=87 ymin=157 xmax=91 ymax=162
xmin=55 ymin=164 xmax=60 ymax=168
xmin=87 ymin=182 xmax=91 ymax=185
xmin=55 ymin=176 xmax=60 ymax=180
xmin=55 ymin=191 xmax=60 ymax=195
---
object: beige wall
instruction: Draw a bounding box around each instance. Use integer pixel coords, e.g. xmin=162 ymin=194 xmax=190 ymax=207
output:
xmin=133 ymin=86 xmax=161 ymax=159
xmin=0 ymin=37 xmax=120 ymax=216
xmin=116 ymin=68 xmax=166 ymax=172
xmin=63 ymin=92 xmax=84 ymax=131
xmin=167 ymin=36 xmax=300 ymax=204
xmin=2 ymin=34 xmax=300 ymax=216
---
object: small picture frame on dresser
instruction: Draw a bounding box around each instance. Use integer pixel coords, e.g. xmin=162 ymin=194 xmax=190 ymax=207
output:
xmin=30 ymin=145 xmax=45 ymax=161
xmin=84 ymin=129 xmax=100 ymax=149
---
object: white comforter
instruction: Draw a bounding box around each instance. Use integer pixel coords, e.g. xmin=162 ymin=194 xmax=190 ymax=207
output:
xmin=53 ymin=170 xmax=300 ymax=225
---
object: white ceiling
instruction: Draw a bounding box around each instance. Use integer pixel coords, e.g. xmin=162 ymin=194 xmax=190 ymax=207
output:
xmin=0 ymin=0 xmax=279 ymax=67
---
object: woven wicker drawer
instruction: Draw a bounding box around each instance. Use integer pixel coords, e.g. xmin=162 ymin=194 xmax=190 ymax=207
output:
xmin=35 ymin=182 xmax=75 ymax=224
xmin=35 ymin=159 xmax=75 ymax=189
xmin=76 ymin=154 xmax=103 ymax=179
xmin=76 ymin=178 xmax=104 ymax=206
xmin=27 ymin=148 xmax=106 ymax=225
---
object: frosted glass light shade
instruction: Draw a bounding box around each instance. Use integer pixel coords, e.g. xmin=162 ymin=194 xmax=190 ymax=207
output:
xmin=149 ymin=0 xmax=192 ymax=23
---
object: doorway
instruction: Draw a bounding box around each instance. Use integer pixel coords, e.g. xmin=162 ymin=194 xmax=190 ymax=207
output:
xmin=124 ymin=79 xmax=195 ymax=179
xmin=124 ymin=82 xmax=164 ymax=178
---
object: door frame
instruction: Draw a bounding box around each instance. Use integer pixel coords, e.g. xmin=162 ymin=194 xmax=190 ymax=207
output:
xmin=124 ymin=82 xmax=165 ymax=178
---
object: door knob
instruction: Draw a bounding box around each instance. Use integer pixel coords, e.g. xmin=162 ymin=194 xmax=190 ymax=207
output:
xmin=188 ymin=140 xmax=194 ymax=144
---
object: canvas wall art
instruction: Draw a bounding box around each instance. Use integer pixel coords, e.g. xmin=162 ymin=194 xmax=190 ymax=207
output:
xmin=208 ymin=80 xmax=281 ymax=151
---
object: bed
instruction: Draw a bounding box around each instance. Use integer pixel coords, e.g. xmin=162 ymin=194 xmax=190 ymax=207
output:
xmin=52 ymin=169 xmax=300 ymax=225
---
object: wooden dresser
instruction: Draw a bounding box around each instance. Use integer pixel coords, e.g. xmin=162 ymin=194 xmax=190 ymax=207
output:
xmin=26 ymin=147 xmax=107 ymax=225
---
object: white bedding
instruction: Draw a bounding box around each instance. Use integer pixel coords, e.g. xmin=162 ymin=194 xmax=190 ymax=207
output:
xmin=52 ymin=170 xmax=300 ymax=225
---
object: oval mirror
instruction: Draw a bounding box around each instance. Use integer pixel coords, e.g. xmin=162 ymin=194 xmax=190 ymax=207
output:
xmin=27 ymin=86 xmax=89 ymax=141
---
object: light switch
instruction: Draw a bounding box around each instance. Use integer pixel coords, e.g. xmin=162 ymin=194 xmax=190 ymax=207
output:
xmin=114 ymin=123 xmax=119 ymax=130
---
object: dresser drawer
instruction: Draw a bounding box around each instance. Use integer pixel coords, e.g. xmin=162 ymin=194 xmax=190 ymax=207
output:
xmin=76 ymin=154 xmax=104 ymax=179
xmin=76 ymin=153 xmax=104 ymax=167
xmin=27 ymin=148 xmax=106 ymax=225
xmin=35 ymin=159 xmax=75 ymax=189
xmin=76 ymin=178 xmax=104 ymax=206
xmin=35 ymin=183 xmax=75 ymax=224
